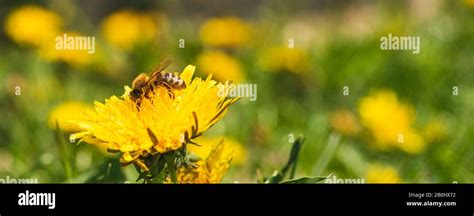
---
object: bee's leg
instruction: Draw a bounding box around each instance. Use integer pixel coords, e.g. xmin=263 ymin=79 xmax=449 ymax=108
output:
xmin=135 ymin=101 xmax=141 ymax=111
xmin=160 ymin=81 xmax=175 ymax=99
xmin=144 ymin=86 xmax=153 ymax=99
xmin=168 ymin=88 xmax=175 ymax=99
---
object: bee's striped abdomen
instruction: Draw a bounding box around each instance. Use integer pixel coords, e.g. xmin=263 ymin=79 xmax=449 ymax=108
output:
xmin=157 ymin=72 xmax=186 ymax=89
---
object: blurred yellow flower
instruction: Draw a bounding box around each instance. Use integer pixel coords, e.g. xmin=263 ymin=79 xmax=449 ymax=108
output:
xmin=4 ymin=5 xmax=62 ymax=46
xmin=200 ymin=17 xmax=251 ymax=47
xmin=423 ymin=119 xmax=447 ymax=143
xmin=101 ymin=10 xmax=161 ymax=50
xmin=465 ymin=0 xmax=474 ymax=8
xmin=258 ymin=46 xmax=310 ymax=74
xmin=197 ymin=50 xmax=245 ymax=82
xmin=396 ymin=131 xmax=425 ymax=154
xmin=173 ymin=138 xmax=232 ymax=183
xmin=188 ymin=136 xmax=247 ymax=165
xmin=358 ymin=90 xmax=426 ymax=154
xmin=329 ymin=109 xmax=360 ymax=136
xmin=70 ymin=65 xmax=239 ymax=170
xmin=366 ymin=164 xmax=401 ymax=183
xmin=48 ymin=101 xmax=91 ymax=132
xmin=38 ymin=32 xmax=95 ymax=66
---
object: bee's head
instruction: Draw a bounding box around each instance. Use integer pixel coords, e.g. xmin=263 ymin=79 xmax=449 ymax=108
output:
xmin=130 ymin=88 xmax=142 ymax=100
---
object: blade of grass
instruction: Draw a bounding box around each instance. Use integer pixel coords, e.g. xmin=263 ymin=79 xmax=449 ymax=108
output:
xmin=288 ymin=138 xmax=303 ymax=179
xmin=53 ymin=121 xmax=74 ymax=181
xmin=313 ymin=133 xmax=341 ymax=176
xmin=280 ymin=176 xmax=327 ymax=184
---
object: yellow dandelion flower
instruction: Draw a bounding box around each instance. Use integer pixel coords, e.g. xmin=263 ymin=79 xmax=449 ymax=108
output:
xmin=358 ymin=90 xmax=426 ymax=154
xmin=197 ymin=50 xmax=244 ymax=82
xmin=101 ymin=10 xmax=162 ymax=50
xmin=188 ymin=136 xmax=247 ymax=165
xmin=48 ymin=101 xmax=91 ymax=132
xmin=38 ymin=32 xmax=95 ymax=66
xmin=173 ymin=138 xmax=232 ymax=183
xmin=4 ymin=5 xmax=62 ymax=46
xmin=200 ymin=17 xmax=251 ymax=47
xmin=329 ymin=109 xmax=360 ymax=137
xmin=258 ymin=46 xmax=310 ymax=74
xmin=70 ymin=64 xmax=238 ymax=170
xmin=366 ymin=164 xmax=401 ymax=183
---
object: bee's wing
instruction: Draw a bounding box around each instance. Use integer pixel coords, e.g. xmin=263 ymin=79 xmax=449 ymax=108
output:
xmin=144 ymin=57 xmax=173 ymax=85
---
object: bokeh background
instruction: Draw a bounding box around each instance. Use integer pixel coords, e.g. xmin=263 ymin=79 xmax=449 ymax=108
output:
xmin=1 ymin=0 xmax=474 ymax=183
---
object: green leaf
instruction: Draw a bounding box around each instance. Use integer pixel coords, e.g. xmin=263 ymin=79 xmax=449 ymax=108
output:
xmin=280 ymin=176 xmax=328 ymax=184
xmin=136 ymin=171 xmax=148 ymax=182
xmin=151 ymin=156 xmax=167 ymax=183
xmin=152 ymin=174 xmax=164 ymax=183
xmin=148 ymin=155 xmax=161 ymax=174
xmin=86 ymin=157 xmax=126 ymax=183
xmin=266 ymin=137 xmax=305 ymax=183
xmin=265 ymin=170 xmax=285 ymax=184
xmin=164 ymin=153 xmax=177 ymax=183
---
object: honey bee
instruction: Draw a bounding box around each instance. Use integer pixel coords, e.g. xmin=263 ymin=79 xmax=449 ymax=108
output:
xmin=130 ymin=58 xmax=186 ymax=105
